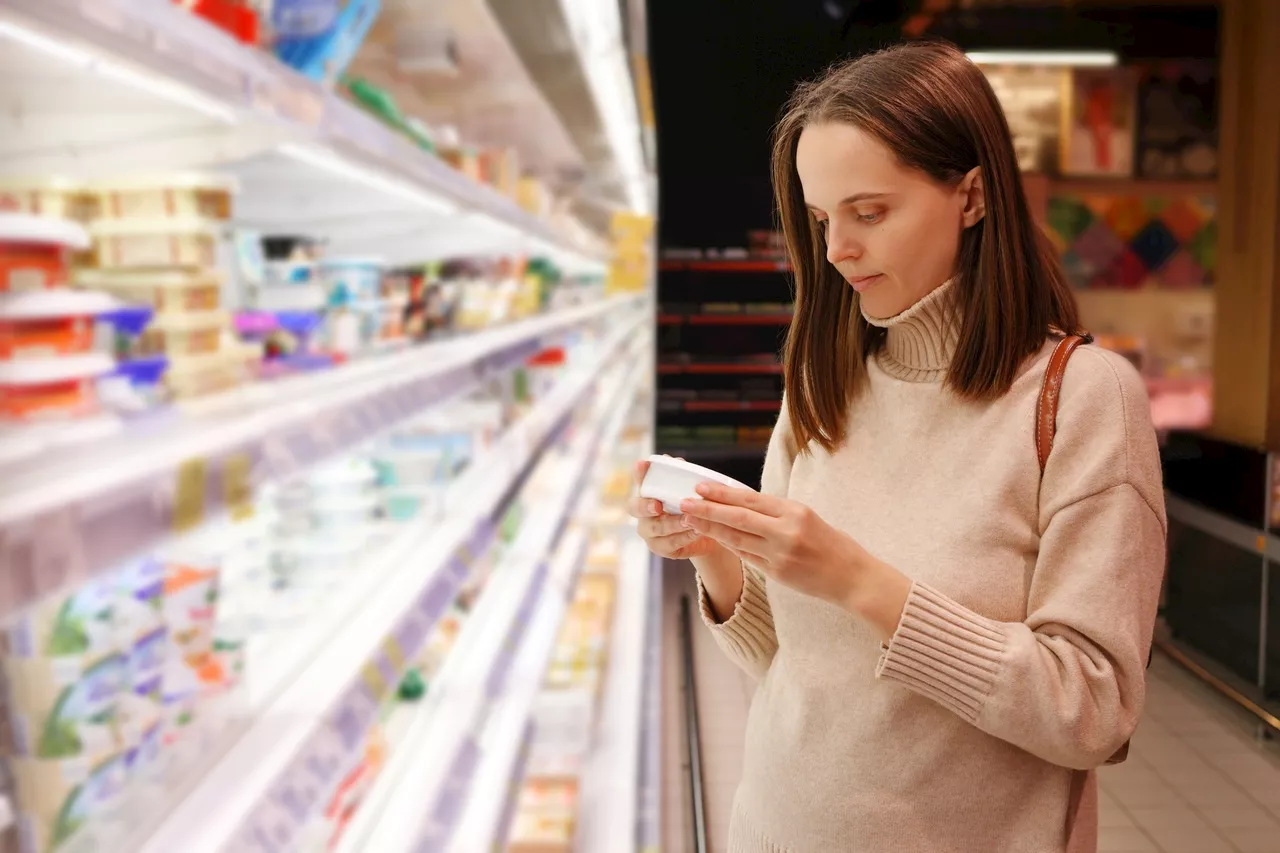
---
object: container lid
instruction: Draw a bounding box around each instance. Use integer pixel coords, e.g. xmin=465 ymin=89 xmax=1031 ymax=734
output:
xmin=114 ymin=356 xmax=169 ymax=386
xmin=0 ymin=213 xmax=91 ymax=249
xmin=89 ymin=217 xmax=223 ymax=237
xmin=101 ymin=305 xmax=156 ymax=336
xmin=0 ymin=352 xmax=114 ymax=385
xmin=644 ymin=454 xmax=752 ymax=490
xmin=0 ymin=290 xmax=120 ymax=319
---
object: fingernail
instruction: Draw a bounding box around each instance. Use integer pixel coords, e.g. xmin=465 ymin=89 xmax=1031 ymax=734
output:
xmin=680 ymin=500 xmax=695 ymax=514
xmin=681 ymin=515 xmax=694 ymax=528
xmin=650 ymin=501 xmax=662 ymax=515
xmin=695 ymin=483 xmax=710 ymax=496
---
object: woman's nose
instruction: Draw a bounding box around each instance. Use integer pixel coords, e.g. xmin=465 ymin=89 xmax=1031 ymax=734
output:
xmin=825 ymin=223 xmax=863 ymax=266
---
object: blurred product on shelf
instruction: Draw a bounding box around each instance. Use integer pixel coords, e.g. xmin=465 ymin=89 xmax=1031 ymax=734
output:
xmin=272 ymin=0 xmax=381 ymax=83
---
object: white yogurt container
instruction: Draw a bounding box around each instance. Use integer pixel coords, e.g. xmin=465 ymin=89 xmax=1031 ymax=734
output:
xmin=639 ymin=454 xmax=753 ymax=515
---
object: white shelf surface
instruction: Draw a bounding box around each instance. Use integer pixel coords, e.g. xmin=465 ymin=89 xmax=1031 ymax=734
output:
xmin=344 ymin=355 xmax=647 ymax=853
xmin=127 ymin=319 xmax=647 ymax=853
xmin=0 ymin=0 xmax=605 ymax=264
xmin=0 ymin=294 xmax=643 ymax=620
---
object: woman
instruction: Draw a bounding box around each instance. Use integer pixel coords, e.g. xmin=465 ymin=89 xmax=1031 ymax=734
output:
xmin=631 ymin=41 xmax=1165 ymax=853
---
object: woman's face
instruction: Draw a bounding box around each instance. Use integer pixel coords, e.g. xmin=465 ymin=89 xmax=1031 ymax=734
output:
xmin=795 ymin=121 xmax=983 ymax=320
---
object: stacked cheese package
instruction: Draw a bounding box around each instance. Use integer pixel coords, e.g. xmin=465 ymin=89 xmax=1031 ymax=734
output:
xmin=74 ymin=175 xmax=256 ymax=400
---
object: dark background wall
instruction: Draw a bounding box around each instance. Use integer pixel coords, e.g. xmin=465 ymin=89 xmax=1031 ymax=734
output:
xmin=647 ymin=0 xmax=1220 ymax=251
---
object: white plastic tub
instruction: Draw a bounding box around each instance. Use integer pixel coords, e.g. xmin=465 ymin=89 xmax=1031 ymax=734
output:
xmin=639 ymin=454 xmax=753 ymax=515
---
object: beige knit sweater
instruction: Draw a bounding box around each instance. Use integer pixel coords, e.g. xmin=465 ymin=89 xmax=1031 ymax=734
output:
xmin=699 ymin=281 xmax=1167 ymax=853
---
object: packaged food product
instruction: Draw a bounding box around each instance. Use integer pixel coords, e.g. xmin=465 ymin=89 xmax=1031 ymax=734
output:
xmin=135 ymin=311 xmax=226 ymax=359
xmin=88 ymin=175 xmax=236 ymax=222
xmin=88 ymin=219 xmax=221 ymax=270
xmin=164 ymin=352 xmax=243 ymax=400
xmin=0 ymin=181 xmax=97 ymax=223
xmin=74 ymin=268 xmax=223 ymax=315
xmin=113 ymin=559 xmax=166 ymax=781
xmin=158 ymin=554 xmax=222 ymax=741
xmin=1 ymin=579 xmax=122 ymax=762
xmin=0 ymin=355 xmax=112 ymax=420
xmin=0 ymin=215 xmax=91 ymax=294
xmin=0 ymin=291 xmax=118 ymax=360
xmin=9 ymin=751 xmax=127 ymax=853
xmin=321 ymin=257 xmax=384 ymax=305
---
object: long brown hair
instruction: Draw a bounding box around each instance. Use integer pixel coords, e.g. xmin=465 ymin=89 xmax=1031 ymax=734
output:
xmin=773 ymin=40 xmax=1082 ymax=452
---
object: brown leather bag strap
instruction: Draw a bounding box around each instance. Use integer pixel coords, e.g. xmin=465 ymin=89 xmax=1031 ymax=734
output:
xmin=1036 ymin=334 xmax=1092 ymax=473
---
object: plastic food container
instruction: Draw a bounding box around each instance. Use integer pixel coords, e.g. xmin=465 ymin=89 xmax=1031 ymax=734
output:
xmin=0 ymin=214 xmax=91 ymax=293
xmin=639 ymin=454 xmax=753 ymax=515
xmin=136 ymin=312 xmax=226 ymax=359
xmin=89 ymin=219 xmax=222 ymax=270
xmin=0 ymin=181 xmax=97 ymax=222
xmin=321 ymin=257 xmax=385 ymax=305
xmin=0 ymin=291 xmax=119 ymax=359
xmin=0 ymin=354 xmax=113 ymax=419
xmin=164 ymin=352 xmax=242 ymax=400
xmin=75 ymin=268 xmax=223 ymax=315
xmin=89 ymin=174 xmax=237 ymax=222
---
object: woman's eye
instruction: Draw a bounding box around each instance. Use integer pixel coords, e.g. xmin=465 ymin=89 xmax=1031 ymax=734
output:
xmin=858 ymin=212 xmax=881 ymax=224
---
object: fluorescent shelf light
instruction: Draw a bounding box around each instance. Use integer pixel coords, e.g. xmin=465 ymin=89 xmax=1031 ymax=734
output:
xmin=278 ymin=143 xmax=458 ymax=215
xmin=966 ymin=50 xmax=1119 ymax=68
xmin=0 ymin=20 xmax=239 ymax=123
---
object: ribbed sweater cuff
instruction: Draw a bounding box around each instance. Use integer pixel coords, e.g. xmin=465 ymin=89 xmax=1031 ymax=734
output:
xmin=875 ymin=581 xmax=1005 ymax=723
xmin=697 ymin=563 xmax=776 ymax=663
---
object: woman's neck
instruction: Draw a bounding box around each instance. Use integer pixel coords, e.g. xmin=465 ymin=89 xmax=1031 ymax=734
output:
xmin=861 ymin=279 xmax=960 ymax=382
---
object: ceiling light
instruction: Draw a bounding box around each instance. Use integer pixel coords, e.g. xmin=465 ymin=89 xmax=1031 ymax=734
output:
xmin=965 ymin=50 xmax=1118 ymax=68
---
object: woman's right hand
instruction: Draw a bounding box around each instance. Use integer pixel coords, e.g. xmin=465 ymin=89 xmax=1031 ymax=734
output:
xmin=628 ymin=460 xmax=723 ymax=560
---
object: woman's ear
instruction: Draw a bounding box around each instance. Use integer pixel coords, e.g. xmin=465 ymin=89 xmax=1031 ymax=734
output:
xmin=959 ymin=166 xmax=985 ymax=228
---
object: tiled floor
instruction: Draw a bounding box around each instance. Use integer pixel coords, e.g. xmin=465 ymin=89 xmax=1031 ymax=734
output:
xmin=661 ymin=561 xmax=1280 ymax=853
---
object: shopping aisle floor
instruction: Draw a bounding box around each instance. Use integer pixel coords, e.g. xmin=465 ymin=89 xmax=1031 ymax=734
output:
xmin=661 ymin=560 xmax=1280 ymax=853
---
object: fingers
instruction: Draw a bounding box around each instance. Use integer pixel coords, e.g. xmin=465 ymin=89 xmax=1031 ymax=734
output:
xmin=682 ymin=513 xmax=766 ymax=554
xmin=679 ymin=495 xmax=772 ymax=536
xmin=628 ymin=495 xmax=663 ymax=519
xmin=633 ymin=459 xmax=650 ymax=487
xmin=693 ymin=482 xmax=782 ymax=516
xmin=638 ymin=513 xmax=685 ymax=539
xmin=650 ymin=528 xmax=702 ymax=558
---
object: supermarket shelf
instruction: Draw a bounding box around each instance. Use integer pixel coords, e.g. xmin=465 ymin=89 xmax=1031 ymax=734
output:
xmin=131 ymin=320 xmax=648 ymax=853
xmin=659 ymin=259 xmax=789 ymax=272
xmin=0 ymin=0 xmax=602 ymax=263
xmin=445 ymin=360 xmax=648 ymax=853
xmin=665 ymin=401 xmax=782 ymax=413
xmin=0 ymin=793 xmax=12 ymax=836
xmin=658 ymin=362 xmax=782 ymax=375
xmin=0 ymin=294 xmax=644 ymax=619
xmin=347 ymin=355 xmax=647 ymax=853
xmin=658 ymin=314 xmax=792 ymax=326
xmin=573 ymin=536 xmax=654 ymax=852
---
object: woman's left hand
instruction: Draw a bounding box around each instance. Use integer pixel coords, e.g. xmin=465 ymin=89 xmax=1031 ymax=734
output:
xmin=680 ymin=482 xmax=913 ymax=640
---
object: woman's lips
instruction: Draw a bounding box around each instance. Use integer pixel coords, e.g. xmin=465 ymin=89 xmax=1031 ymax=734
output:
xmin=844 ymin=273 xmax=882 ymax=292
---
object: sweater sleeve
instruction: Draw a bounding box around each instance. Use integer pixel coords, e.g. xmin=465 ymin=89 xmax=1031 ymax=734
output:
xmin=875 ymin=347 xmax=1167 ymax=770
xmin=695 ymin=398 xmax=799 ymax=680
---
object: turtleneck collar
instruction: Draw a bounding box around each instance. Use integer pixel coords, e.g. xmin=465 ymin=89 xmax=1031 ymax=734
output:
xmin=861 ymin=279 xmax=960 ymax=383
